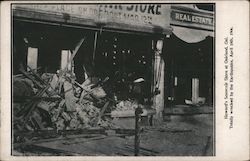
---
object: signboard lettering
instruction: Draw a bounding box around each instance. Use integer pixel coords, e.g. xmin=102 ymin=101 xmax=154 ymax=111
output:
xmin=13 ymin=4 xmax=171 ymax=33
xmin=172 ymin=11 xmax=213 ymax=26
xmin=170 ymin=6 xmax=214 ymax=31
xmin=97 ymin=5 xmax=161 ymax=15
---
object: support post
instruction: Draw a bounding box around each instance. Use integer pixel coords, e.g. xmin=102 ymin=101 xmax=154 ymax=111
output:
xmin=192 ymin=78 xmax=199 ymax=104
xmin=153 ymin=40 xmax=165 ymax=122
xmin=134 ymin=106 xmax=143 ymax=156
xmin=27 ymin=47 xmax=38 ymax=71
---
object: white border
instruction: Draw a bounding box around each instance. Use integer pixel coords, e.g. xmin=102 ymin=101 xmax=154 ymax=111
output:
xmin=1 ymin=1 xmax=249 ymax=161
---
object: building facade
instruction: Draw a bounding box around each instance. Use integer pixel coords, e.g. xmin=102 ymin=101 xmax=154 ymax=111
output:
xmin=12 ymin=4 xmax=214 ymax=120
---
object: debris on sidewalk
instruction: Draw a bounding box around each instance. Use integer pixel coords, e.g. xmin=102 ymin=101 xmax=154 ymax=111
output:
xmin=13 ymin=67 xmax=117 ymax=136
xmin=14 ymin=65 xmax=152 ymax=139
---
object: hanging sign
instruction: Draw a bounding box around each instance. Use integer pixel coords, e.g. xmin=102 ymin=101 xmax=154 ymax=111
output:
xmin=13 ymin=4 xmax=172 ymax=34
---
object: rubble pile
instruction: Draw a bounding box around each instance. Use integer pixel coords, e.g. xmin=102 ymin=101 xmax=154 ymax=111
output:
xmin=13 ymin=69 xmax=117 ymax=132
xmin=50 ymin=100 xmax=109 ymax=130
xmin=111 ymin=99 xmax=142 ymax=118
xmin=113 ymin=100 xmax=139 ymax=112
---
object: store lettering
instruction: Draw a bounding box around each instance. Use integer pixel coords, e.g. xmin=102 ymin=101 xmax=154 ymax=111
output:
xmin=98 ymin=9 xmax=153 ymax=25
xmin=100 ymin=4 xmax=162 ymax=15
xmin=15 ymin=4 xmax=169 ymax=31
xmin=127 ymin=4 xmax=161 ymax=15
xmin=173 ymin=12 xmax=213 ymax=26
xmin=192 ymin=15 xmax=213 ymax=25
xmin=175 ymin=12 xmax=191 ymax=21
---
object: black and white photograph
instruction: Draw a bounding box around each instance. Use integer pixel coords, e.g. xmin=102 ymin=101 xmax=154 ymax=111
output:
xmin=11 ymin=3 xmax=216 ymax=156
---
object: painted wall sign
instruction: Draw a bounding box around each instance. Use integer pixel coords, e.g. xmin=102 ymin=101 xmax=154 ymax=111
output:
xmin=13 ymin=4 xmax=172 ymax=34
xmin=170 ymin=5 xmax=214 ymax=31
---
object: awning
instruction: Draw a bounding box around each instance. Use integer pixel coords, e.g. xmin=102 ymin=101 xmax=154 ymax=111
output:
xmin=172 ymin=26 xmax=214 ymax=43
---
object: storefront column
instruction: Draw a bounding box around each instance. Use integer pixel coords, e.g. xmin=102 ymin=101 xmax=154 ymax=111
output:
xmin=153 ymin=40 xmax=164 ymax=122
xmin=192 ymin=78 xmax=199 ymax=104
xmin=27 ymin=47 xmax=38 ymax=71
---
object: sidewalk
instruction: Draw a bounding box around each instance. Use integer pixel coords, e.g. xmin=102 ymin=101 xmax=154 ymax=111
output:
xmin=137 ymin=111 xmax=214 ymax=155
xmin=14 ymin=105 xmax=214 ymax=156
xmin=124 ymin=104 xmax=214 ymax=155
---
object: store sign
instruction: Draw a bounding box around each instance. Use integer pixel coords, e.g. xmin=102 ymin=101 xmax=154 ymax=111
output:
xmin=13 ymin=4 xmax=171 ymax=34
xmin=171 ymin=11 xmax=213 ymax=26
xmin=170 ymin=6 xmax=214 ymax=31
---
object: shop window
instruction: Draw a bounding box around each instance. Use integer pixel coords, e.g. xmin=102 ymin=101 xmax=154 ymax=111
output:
xmin=95 ymin=32 xmax=153 ymax=102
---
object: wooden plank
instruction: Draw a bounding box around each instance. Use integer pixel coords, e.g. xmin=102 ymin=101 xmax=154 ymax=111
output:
xmin=30 ymin=136 xmax=130 ymax=156
xmin=15 ymin=128 xmax=107 ymax=139
xmin=27 ymin=65 xmax=46 ymax=85
xmin=14 ymin=96 xmax=61 ymax=102
xmin=60 ymin=38 xmax=85 ymax=75
xmin=95 ymin=101 xmax=110 ymax=125
xmin=14 ymin=134 xmax=107 ymax=149
xmin=114 ymin=129 xmax=135 ymax=135
xmin=123 ymin=146 xmax=158 ymax=156
xmin=21 ymin=144 xmax=82 ymax=155
xmin=111 ymin=108 xmax=156 ymax=118
xmin=27 ymin=65 xmax=63 ymax=97
xmin=164 ymin=112 xmax=213 ymax=116
xmin=19 ymin=68 xmax=44 ymax=89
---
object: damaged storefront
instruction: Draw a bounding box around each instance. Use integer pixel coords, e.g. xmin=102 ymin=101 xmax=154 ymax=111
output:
xmin=164 ymin=5 xmax=214 ymax=109
xmin=12 ymin=4 xmax=172 ymax=155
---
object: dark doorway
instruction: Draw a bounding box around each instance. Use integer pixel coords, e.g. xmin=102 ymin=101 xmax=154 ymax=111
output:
xmin=163 ymin=34 xmax=213 ymax=105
